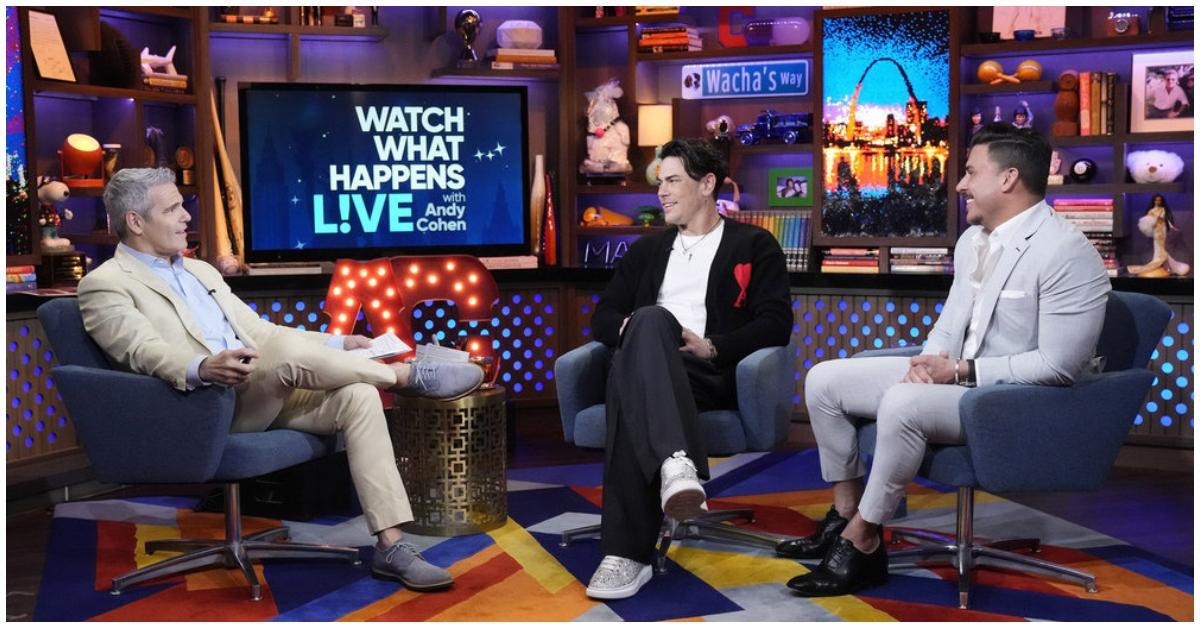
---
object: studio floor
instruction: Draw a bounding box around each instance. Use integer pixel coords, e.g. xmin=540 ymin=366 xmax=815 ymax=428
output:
xmin=5 ymin=408 xmax=1194 ymax=621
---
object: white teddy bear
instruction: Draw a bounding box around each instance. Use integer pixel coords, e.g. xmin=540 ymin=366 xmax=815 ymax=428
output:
xmin=1125 ymin=149 xmax=1184 ymax=184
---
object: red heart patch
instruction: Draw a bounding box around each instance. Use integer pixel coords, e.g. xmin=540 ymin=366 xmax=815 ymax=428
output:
xmin=733 ymin=263 xmax=751 ymax=308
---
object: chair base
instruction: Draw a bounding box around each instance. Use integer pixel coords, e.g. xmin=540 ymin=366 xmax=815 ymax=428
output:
xmin=111 ymin=483 xmax=361 ymax=601
xmin=888 ymin=487 xmax=1097 ymax=609
xmin=560 ymin=507 xmax=785 ymax=575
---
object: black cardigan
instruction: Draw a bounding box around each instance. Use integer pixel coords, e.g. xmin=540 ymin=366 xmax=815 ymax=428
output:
xmin=591 ymin=217 xmax=793 ymax=370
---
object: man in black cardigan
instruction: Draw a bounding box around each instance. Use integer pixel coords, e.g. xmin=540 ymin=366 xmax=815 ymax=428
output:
xmin=585 ymin=138 xmax=792 ymax=599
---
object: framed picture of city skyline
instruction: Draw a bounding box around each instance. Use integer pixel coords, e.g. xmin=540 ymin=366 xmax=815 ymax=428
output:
xmin=814 ymin=8 xmax=955 ymax=245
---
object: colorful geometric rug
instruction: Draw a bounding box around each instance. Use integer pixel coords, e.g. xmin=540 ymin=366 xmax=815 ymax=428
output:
xmin=34 ymin=450 xmax=1192 ymax=621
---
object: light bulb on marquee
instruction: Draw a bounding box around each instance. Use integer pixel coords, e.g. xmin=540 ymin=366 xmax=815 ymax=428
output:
xmin=322 ymin=255 xmax=501 ymax=364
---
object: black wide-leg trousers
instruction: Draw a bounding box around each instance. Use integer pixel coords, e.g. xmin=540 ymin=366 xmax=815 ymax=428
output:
xmin=600 ymin=306 xmax=736 ymax=564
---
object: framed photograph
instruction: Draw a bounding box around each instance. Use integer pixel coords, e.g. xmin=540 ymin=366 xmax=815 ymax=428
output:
xmin=768 ymin=167 xmax=813 ymax=207
xmin=816 ymin=8 xmax=953 ymax=244
xmin=991 ymin=7 xmax=1066 ymax=40
xmin=1130 ymin=50 xmax=1194 ymax=133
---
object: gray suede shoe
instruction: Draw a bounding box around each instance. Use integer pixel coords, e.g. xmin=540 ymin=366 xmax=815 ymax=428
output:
xmin=371 ymin=542 xmax=453 ymax=591
xmin=396 ymin=359 xmax=484 ymax=401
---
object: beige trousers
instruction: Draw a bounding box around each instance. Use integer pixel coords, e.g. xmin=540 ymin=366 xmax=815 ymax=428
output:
xmin=230 ymin=331 xmax=412 ymax=534
xmin=805 ymin=356 xmax=969 ymax=525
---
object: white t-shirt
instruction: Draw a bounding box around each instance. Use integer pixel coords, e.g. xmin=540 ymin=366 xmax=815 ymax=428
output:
xmin=657 ymin=221 xmax=725 ymax=337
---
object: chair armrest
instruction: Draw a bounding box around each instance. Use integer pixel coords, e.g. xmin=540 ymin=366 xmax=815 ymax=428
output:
xmin=553 ymin=341 xmax=612 ymax=444
xmin=959 ymin=369 xmax=1155 ymax=492
xmin=52 ymin=365 xmax=237 ymax=484
xmin=853 ymin=346 xmax=921 ymax=359
xmin=736 ymin=345 xmax=792 ymax=450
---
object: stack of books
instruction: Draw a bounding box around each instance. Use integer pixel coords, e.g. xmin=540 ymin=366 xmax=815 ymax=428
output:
xmin=1053 ymin=198 xmax=1117 ymax=276
xmin=487 ymin=48 xmax=559 ymax=70
xmin=218 ymin=13 xmax=279 ymax=24
xmin=1078 ymin=71 xmax=1117 ymax=137
xmin=635 ymin=6 xmax=680 ymax=16
xmin=638 ymin=24 xmax=700 ymax=53
xmin=143 ymin=73 xmax=188 ymax=93
xmin=726 ymin=210 xmax=810 ymax=271
xmin=889 ymin=246 xmax=953 ymax=274
xmin=6 ymin=265 xmax=37 ymax=293
xmin=821 ymin=248 xmax=880 ymax=274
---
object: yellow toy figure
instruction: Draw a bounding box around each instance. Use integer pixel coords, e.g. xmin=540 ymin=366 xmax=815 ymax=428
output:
xmin=1127 ymin=194 xmax=1190 ymax=277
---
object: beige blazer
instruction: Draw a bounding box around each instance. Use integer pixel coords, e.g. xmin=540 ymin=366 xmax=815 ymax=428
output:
xmin=78 ymin=246 xmax=331 ymax=391
xmin=922 ymin=201 xmax=1112 ymax=386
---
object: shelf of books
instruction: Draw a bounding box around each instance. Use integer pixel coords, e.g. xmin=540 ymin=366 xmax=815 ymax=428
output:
xmin=726 ymin=210 xmax=811 ymax=272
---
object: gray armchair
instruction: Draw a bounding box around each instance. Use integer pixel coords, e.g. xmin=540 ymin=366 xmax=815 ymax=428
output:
xmin=37 ymin=298 xmax=360 ymax=601
xmin=853 ymin=290 xmax=1172 ymax=608
xmin=554 ymin=340 xmax=793 ymax=571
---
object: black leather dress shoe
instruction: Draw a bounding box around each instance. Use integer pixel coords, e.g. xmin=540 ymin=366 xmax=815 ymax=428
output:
xmin=786 ymin=536 xmax=888 ymax=596
xmin=775 ymin=506 xmax=849 ymax=559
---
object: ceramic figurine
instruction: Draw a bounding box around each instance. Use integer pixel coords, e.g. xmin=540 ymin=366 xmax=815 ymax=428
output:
xmin=1051 ymin=71 xmax=1080 ymax=136
xmin=1012 ymin=100 xmax=1034 ymax=129
xmin=969 ymin=107 xmax=984 ymax=138
xmin=579 ymin=79 xmax=632 ymax=176
xmin=1127 ymin=195 xmax=1190 ymax=277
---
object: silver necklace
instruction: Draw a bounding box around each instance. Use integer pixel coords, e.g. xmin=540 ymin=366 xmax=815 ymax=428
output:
xmin=675 ymin=221 xmax=720 ymax=261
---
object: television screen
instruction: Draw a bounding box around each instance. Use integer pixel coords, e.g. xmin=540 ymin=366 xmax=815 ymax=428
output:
xmin=239 ymin=83 xmax=530 ymax=262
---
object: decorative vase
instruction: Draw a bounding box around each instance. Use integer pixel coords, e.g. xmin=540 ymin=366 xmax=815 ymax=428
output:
xmin=496 ymin=20 xmax=543 ymax=49
xmin=529 ymin=154 xmax=546 ymax=255
xmin=542 ymin=173 xmax=557 ymax=266
xmin=645 ymin=146 xmax=664 ymax=186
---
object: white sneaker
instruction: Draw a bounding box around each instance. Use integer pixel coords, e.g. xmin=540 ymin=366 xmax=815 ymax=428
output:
xmin=586 ymin=555 xmax=652 ymax=600
xmin=660 ymin=451 xmax=706 ymax=521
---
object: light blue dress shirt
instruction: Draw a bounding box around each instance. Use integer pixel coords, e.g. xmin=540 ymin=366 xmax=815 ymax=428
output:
xmin=118 ymin=243 xmax=342 ymax=387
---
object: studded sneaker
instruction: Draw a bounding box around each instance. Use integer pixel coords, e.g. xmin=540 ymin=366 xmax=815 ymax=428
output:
xmin=586 ymin=555 xmax=653 ymax=600
xmin=660 ymin=451 xmax=705 ymax=521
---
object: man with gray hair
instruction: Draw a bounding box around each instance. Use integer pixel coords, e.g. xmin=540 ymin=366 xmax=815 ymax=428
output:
xmin=79 ymin=168 xmax=485 ymax=591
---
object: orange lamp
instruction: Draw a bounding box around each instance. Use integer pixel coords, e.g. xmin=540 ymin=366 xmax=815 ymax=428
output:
xmin=59 ymin=133 xmax=105 ymax=188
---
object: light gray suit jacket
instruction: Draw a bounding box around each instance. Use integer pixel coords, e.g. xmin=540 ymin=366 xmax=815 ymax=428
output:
xmin=922 ymin=201 xmax=1111 ymax=386
xmin=78 ymin=246 xmax=331 ymax=391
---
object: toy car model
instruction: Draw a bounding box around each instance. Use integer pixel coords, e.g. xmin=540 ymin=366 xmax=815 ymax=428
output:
xmin=736 ymin=109 xmax=813 ymax=145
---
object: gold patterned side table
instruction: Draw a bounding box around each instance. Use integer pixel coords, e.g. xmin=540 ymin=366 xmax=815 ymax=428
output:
xmin=387 ymin=386 xmax=507 ymax=536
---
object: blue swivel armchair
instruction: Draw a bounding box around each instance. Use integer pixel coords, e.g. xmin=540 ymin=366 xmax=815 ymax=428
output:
xmin=38 ymin=298 xmax=360 ymax=601
xmin=853 ymin=291 xmax=1171 ymax=608
xmin=555 ymin=341 xmax=794 ymax=571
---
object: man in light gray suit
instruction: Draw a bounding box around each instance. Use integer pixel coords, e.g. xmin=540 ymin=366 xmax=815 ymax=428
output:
xmin=782 ymin=123 xmax=1112 ymax=596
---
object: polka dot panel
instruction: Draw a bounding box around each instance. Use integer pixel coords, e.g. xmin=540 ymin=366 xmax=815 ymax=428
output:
xmin=395 ymin=288 xmax=560 ymax=400
xmin=1128 ymin=301 xmax=1193 ymax=444
xmin=6 ymin=317 xmax=75 ymax=461
xmin=791 ymin=293 xmax=944 ymax=410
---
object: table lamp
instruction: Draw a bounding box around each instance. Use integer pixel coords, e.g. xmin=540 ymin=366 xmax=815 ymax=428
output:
xmin=59 ymin=133 xmax=105 ymax=189
xmin=637 ymin=104 xmax=673 ymax=186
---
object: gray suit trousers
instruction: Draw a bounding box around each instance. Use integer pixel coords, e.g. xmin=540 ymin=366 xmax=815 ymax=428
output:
xmin=805 ymin=356 xmax=969 ymax=525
